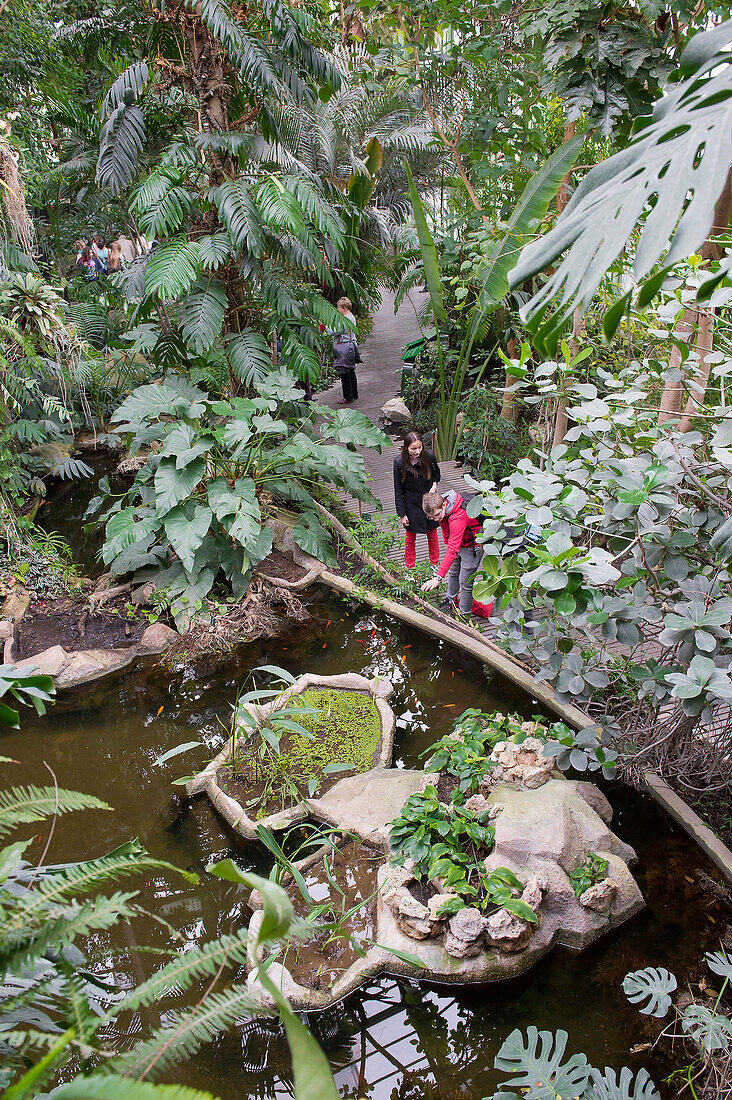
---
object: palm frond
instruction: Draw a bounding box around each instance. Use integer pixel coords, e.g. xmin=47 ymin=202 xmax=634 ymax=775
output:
xmin=96 ymin=102 xmax=145 ymax=196
xmin=103 ymin=61 xmax=150 ymax=113
xmin=213 ymin=180 xmax=265 ymax=256
xmin=177 ymin=280 xmax=228 ymax=352
xmin=144 ymin=240 xmax=201 ymax=299
xmin=225 ymin=330 xmax=272 ymax=385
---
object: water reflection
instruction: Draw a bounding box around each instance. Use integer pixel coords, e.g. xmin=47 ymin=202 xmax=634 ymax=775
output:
xmin=3 ymin=593 xmax=730 ymax=1096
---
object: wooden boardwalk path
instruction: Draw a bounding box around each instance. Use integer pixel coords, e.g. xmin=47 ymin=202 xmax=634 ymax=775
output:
xmin=317 ymin=290 xmax=471 ymax=563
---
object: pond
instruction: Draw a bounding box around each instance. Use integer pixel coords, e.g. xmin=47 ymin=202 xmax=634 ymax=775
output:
xmin=5 ymin=591 xmax=730 ymax=1098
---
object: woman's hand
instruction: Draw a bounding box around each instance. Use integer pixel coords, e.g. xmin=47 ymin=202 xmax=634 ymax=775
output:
xmin=400 ymin=515 xmax=409 ymax=528
xmin=421 ymin=576 xmax=441 ymax=592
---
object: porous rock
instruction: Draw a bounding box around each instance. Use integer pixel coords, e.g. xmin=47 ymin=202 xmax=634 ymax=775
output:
xmin=579 ymin=878 xmax=618 ymax=913
xmin=484 ymin=907 xmax=533 ymax=952
xmin=487 ymin=737 xmax=553 ymax=790
xmin=381 ymin=398 xmax=412 ymax=424
xmin=444 ymin=906 xmax=488 ymax=960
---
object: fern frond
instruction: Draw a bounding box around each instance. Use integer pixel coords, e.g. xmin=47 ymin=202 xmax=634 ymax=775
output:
xmin=52 ymin=1075 xmax=221 ymax=1100
xmin=5 ymin=841 xmax=197 ymax=933
xmin=0 ymin=786 xmax=110 ymax=840
xmin=2 ymin=892 xmax=140 ymax=976
xmin=113 ymin=927 xmax=251 ymax=1015
xmin=109 ymin=985 xmax=264 ymax=1076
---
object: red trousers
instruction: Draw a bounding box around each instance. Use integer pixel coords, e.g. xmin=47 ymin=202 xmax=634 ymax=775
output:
xmin=405 ymin=528 xmax=440 ymax=568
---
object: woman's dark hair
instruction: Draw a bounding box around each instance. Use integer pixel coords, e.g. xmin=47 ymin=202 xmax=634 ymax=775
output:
xmin=400 ymin=430 xmax=431 ymax=482
xmin=81 ymin=246 xmax=92 ymax=263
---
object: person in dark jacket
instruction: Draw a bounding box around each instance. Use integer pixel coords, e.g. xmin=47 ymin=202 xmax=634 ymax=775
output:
xmin=420 ymin=489 xmax=483 ymax=611
xmin=332 ymin=296 xmax=359 ymax=404
xmin=393 ymin=431 xmax=441 ymax=568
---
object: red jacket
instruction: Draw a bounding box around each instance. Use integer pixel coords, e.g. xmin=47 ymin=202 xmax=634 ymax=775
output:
xmin=437 ymin=490 xmax=482 ymax=577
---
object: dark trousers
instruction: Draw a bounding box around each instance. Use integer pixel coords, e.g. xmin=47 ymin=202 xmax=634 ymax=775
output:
xmin=340 ymin=369 xmax=358 ymax=402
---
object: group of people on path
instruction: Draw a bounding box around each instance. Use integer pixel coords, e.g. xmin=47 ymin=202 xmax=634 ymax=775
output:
xmin=393 ymin=431 xmax=486 ymax=616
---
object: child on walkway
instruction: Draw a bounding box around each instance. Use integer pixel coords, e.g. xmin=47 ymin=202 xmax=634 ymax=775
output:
xmin=420 ymin=489 xmax=483 ymax=612
xmin=393 ymin=431 xmax=441 ymax=568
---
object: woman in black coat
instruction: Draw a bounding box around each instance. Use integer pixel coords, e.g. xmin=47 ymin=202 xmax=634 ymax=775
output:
xmin=393 ymin=430 xmax=441 ymax=568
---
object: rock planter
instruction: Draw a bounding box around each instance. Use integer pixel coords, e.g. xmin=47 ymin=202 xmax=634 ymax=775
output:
xmin=243 ymin=767 xmax=645 ymax=1012
xmin=246 ymin=838 xmax=386 ymax=1010
xmin=187 ymin=672 xmax=396 ymax=840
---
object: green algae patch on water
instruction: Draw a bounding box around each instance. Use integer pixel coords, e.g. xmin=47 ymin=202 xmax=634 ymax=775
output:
xmin=218 ymin=687 xmax=382 ymax=819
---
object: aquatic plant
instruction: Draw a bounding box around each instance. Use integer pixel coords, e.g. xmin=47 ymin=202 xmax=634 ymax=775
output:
xmin=226 ymin=667 xmax=381 ymax=819
xmin=388 ymin=785 xmax=535 ymax=923
xmin=422 ymin=709 xmax=582 ymax=794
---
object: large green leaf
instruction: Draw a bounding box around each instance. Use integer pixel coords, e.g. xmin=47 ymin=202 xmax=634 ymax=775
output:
xmin=154 ymin=458 xmax=206 ymax=518
xmin=145 ymin=240 xmax=201 ymax=300
xmin=318 ymin=408 xmax=390 ymax=449
xmin=405 ymin=160 xmax=446 ymax=323
xmin=681 ymin=1003 xmax=732 ymax=1053
xmin=347 ymin=136 xmax=383 ymax=210
xmin=586 ymin=1067 xmax=659 ymax=1100
xmin=178 ymin=280 xmax=228 ymax=352
xmin=473 ymin=133 xmax=585 ymax=317
xmin=103 ymin=507 xmax=159 ymax=564
xmin=164 ymin=503 xmax=213 ymax=572
xmin=511 ymin=19 xmax=732 ymax=347
xmin=493 ymin=1027 xmax=590 ymax=1100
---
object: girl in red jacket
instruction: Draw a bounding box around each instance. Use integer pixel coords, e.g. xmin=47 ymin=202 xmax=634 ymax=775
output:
xmin=420 ymin=489 xmax=483 ymax=612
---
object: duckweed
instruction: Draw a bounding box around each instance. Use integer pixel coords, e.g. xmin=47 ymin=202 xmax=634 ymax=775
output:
xmin=227 ymin=687 xmax=382 ymax=818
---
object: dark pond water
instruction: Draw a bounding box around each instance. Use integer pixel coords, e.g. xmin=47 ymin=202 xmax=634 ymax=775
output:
xmin=36 ymin=450 xmax=119 ymax=575
xmin=5 ymin=593 xmax=730 ymax=1098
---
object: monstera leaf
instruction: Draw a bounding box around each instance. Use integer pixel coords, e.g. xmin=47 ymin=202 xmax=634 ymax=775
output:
xmin=587 ymin=1067 xmax=659 ymax=1100
xmin=622 ymin=967 xmax=677 ymax=1017
xmin=493 ymin=1027 xmax=590 ymax=1100
xmin=706 ymin=949 xmax=732 ymax=983
xmin=681 ymin=1003 xmax=732 ymax=1053
xmin=511 ymin=19 xmax=732 ymax=351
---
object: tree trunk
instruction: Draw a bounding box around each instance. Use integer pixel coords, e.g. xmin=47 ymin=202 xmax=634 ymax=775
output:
xmin=499 ymin=336 xmax=519 ymax=422
xmin=679 ymin=308 xmax=715 ymax=432
xmin=658 ymin=169 xmax=732 ymax=426
xmin=555 ymin=120 xmax=576 ymax=213
xmin=182 ymin=10 xmax=243 ymax=395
